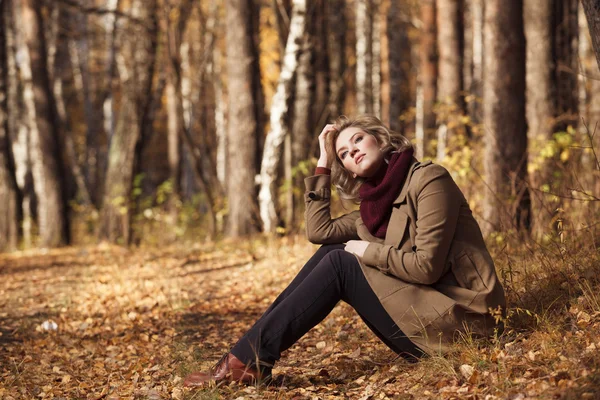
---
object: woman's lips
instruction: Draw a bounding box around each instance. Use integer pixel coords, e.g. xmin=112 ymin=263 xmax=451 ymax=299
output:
xmin=355 ymin=154 xmax=365 ymax=164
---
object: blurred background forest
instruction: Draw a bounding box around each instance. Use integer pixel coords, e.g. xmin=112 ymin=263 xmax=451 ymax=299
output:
xmin=1 ymin=0 xmax=600 ymax=251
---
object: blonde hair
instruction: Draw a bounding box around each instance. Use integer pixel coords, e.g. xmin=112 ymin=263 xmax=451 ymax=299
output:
xmin=325 ymin=115 xmax=413 ymax=202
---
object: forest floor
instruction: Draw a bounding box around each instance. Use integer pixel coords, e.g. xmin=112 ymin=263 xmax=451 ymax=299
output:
xmin=1 ymin=235 xmax=599 ymax=399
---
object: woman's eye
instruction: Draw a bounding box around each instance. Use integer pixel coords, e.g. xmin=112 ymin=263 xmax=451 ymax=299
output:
xmin=355 ymin=136 xmax=363 ymax=143
xmin=341 ymin=151 xmax=348 ymax=159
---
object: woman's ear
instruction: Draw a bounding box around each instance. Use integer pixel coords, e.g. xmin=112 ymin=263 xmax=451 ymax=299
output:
xmin=352 ymin=173 xmax=357 ymax=179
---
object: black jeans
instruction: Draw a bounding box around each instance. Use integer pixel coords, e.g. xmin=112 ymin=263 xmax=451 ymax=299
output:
xmin=230 ymin=244 xmax=423 ymax=371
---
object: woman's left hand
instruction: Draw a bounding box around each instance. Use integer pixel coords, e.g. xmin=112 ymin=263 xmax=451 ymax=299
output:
xmin=344 ymin=240 xmax=370 ymax=258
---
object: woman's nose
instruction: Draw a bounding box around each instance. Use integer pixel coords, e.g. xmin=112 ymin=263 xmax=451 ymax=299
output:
xmin=350 ymin=147 xmax=358 ymax=158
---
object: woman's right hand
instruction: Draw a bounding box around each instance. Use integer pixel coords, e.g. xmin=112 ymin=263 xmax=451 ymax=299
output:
xmin=317 ymin=124 xmax=337 ymax=168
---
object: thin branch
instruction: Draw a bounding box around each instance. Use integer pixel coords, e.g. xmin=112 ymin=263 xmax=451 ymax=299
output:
xmin=581 ymin=118 xmax=600 ymax=170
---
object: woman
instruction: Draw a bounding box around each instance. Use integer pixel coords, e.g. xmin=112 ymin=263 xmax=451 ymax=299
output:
xmin=184 ymin=115 xmax=506 ymax=387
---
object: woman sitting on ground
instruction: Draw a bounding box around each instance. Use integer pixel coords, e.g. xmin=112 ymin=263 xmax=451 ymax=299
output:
xmin=184 ymin=115 xmax=506 ymax=386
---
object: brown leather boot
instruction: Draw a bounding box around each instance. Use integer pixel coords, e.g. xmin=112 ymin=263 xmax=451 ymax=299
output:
xmin=183 ymin=353 xmax=264 ymax=387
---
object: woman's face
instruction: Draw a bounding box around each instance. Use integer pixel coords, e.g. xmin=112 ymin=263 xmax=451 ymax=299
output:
xmin=335 ymin=127 xmax=384 ymax=178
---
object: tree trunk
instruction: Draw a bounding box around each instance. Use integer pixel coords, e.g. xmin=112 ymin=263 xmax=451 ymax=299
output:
xmin=326 ymin=0 xmax=346 ymax=119
xmin=99 ymin=0 xmax=158 ymax=244
xmin=7 ymin=1 xmax=33 ymax=248
xmin=582 ymin=0 xmax=600 ymax=71
xmin=371 ymin=0 xmax=381 ymax=119
xmin=416 ymin=0 xmax=437 ymax=159
xmin=482 ymin=0 xmax=530 ymax=235
xmin=289 ymin=30 xmax=314 ymax=230
xmin=69 ymin=0 xmax=102 ymax=207
xmin=525 ymin=0 xmax=579 ymax=237
xmin=0 ymin=0 xmax=19 ymax=251
xmin=382 ymin=0 xmax=411 ymax=134
xmin=356 ymin=0 xmax=374 ymax=115
xmin=226 ymin=0 xmax=263 ymax=236
xmin=311 ymin=0 xmax=330 ymax=130
xmin=578 ymin=5 xmax=600 ymax=219
xmin=20 ymin=0 xmax=69 ymax=247
xmin=258 ymin=0 xmax=307 ymax=233
xmin=436 ymin=0 xmax=465 ymax=161
xmin=53 ymin=4 xmax=92 ymax=208
xmin=99 ymin=0 xmax=120 ymax=207
xmin=469 ymin=0 xmax=484 ymax=124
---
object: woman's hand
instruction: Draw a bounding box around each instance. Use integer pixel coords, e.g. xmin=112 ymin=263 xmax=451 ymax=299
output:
xmin=317 ymin=124 xmax=337 ymax=168
xmin=344 ymin=240 xmax=370 ymax=258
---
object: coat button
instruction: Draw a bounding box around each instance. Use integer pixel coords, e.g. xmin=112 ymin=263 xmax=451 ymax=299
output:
xmin=308 ymin=192 xmax=317 ymax=200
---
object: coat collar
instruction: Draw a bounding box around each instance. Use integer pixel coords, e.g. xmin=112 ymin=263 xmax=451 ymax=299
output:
xmin=393 ymin=158 xmax=432 ymax=204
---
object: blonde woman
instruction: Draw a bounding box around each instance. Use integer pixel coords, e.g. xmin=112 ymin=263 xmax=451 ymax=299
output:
xmin=184 ymin=115 xmax=505 ymax=386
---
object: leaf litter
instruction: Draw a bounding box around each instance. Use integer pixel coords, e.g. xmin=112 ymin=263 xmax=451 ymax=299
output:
xmin=0 ymin=237 xmax=599 ymax=399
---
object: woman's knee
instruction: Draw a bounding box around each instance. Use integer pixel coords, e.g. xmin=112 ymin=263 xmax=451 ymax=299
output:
xmin=321 ymin=249 xmax=359 ymax=271
xmin=313 ymin=244 xmax=345 ymax=260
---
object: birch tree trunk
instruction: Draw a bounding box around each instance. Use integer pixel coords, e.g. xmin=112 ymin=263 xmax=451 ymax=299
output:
xmin=356 ymin=0 xmax=374 ymax=115
xmin=258 ymin=0 xmax=307 ymax=233
xmin=20 ymin=0 xmax=69 ymax=247
xmin=482 ymin=0 xmax=530 ymax=235
xmin=7 ymin=1 xmax=33 ymax=248
xmin=581 ymin=0 xmax=600 ymax=71
xmin=0 ymin=0 xmax=19 ymax=251
xmin=226 ymin=0 xmax=263 ymax=236
xmin=416 ymin=0 xmax=437 ymax=160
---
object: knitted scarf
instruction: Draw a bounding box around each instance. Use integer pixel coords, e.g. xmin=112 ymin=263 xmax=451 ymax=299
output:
xmin=359 ymin=148 xmax=414 ymax=238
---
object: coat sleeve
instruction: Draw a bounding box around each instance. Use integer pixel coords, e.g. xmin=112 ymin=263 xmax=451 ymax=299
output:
xmin=361 ymin=166 xmax=462 ymax=285
xmin=304 ymin=174 xmax=360 ymax=244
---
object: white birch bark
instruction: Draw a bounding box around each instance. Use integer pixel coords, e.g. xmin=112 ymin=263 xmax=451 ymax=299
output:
xmin=17 ymin=3 xmax=48 ymax=246
xmin=7 ymin=1 xmax=32 ymax=247
xmin=258 ymin=0 xmax=307 ymax=233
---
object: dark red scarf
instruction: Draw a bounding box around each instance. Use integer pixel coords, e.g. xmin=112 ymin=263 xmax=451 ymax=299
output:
xmin=359 ymin=148 xmax=414 ymax=238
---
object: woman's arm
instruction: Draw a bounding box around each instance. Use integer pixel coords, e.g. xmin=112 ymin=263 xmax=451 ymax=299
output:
xmin=304 ymin=174 xmax=360 ymax=244
xmin=360 ymin=166 xmax=462 ymax=284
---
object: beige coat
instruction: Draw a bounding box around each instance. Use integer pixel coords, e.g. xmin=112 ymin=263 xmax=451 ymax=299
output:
xmin=304 ymin=159 xmax=506 ymax=354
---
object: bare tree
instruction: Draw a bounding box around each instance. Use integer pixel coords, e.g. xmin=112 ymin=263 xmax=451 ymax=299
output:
xmin=482 ymin=0 xmax=530 ymax=235
xmin=20 ymin=0 xmax=70 ymax=247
